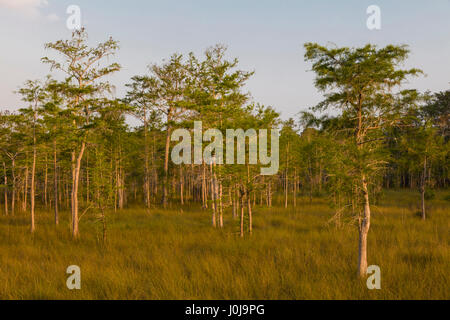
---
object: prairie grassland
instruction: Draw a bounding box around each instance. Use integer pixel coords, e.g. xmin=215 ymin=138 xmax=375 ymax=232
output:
xmin=0 ymin=190 xmax=448 ymax=300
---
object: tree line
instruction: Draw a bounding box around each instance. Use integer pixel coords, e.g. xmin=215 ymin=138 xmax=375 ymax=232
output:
xmin=0 ymin=29 xmax=448 ymax=277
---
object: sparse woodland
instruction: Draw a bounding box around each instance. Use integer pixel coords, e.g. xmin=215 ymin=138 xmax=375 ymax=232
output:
xmin=0 ymin=29 xmax=448 ymax=290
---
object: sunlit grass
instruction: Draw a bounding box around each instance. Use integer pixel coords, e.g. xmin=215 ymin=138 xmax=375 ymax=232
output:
xmin=0 ymin=190 xmax=448 ymax=300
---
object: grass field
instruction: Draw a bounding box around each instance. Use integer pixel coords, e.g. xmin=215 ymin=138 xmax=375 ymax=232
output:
xmin=0 ymin=190 xmax=448 ymax=300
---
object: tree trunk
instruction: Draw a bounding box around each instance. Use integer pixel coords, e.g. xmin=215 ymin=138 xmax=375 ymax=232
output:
xmin=294 ymin=168 xmax=297 ymax=208
xmin=219 ymin=183 xmax=223 ymax=228
xmin=86 ymin=153 xmax=90 ymax=205
xmin=210 ymin=162 xmax=217 ymax=228
xmin=233 ymin=184 xmax=237 ymax=219
xmin=23 ymin=166 xmax=28 ymax=212
xmin=144 ymin=117 xmax=151 ymax=209
xmin=53 ymin=138 xmax=59 ymax=225
xmin=202 ymin=162 xmax=207 ymax=209
xmin=358 ymin=176 xmax=371 ymax=277
xmin=284 ymin=170 xmax=288 ymax=209
xmin=247 ymin=165 xmax=252 ymax=235
xmin=240 ymin=188 xmax=244 ymax=238
xmin=30 ymin=129 xmax=37 ymax=233
xmin=72 ymin=141 xmax=86 ymax=238
xmin=421 ymin=157 xmax=427 ymax=220
xmin=3 ymin=162 xmax=7 ymax=216
xmin=11 ymin=158 xmax=16 ymax=216
xmin=247 ymin=189 xmax=252 ymax=235
xmin=44 ymin=153 xmax=48 ymax=207
xmin=268 ymin=181 xmax=272 ymax=207
xmin=285 ymin=142 xmax=289 ymax=209
xmin=162 ymin=126 xmax=171 ymax=208
xmin=180 ymin=166 xmax=184 ymax=205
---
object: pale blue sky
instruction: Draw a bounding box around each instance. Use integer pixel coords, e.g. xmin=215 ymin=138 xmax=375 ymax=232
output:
xmin=1 ymin=0 xmax=449 ymax=120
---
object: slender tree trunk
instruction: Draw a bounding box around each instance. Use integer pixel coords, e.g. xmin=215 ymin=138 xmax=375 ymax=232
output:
xmin=268 ymin=181 xmax=272 ymax=207
xmin=86 ymin=153 xmax=90 ymax=205
xmin=210 ymin=162 xmax=217 ymax=227
xmin=202 ymin=162 xmax=207 ymax=209
xmin=240 ymin=188 xmax=244 ymax=238
xmin=219 ymin=183 xmax=223 ymax=228
xmin=294 ymin=168 xmax=297 ymax=208
xmin=180 ymin=166 xmax=184 ymax=205
xmin=247 ymin=189 xmax=252 ymax=235
xmin=421 ymin=157 xmax=427 ymax=220
xmin=72 ymin=141 xmax=86 ymax=238
xmin=43 ymin=153 xmax=48 ymax=207
xmin=284 ymin=170 xmax=288 ymax=208
xmin=11 ymin=158 xmax=15 ymax=216
xmin=162 ymin=125 xmax=172 ymax=208
xmin=247 ymin=165 xmax=252 ymax=235
xmin=285 ymin=142 xmax=289 ymax=209
xmin=152 ymin=134 xmax=158 ymax=202
xmin=23 ymin=165 xmax=28 ymax=212
xmin=53 ymin=138 xmax=59 ymax=225
xmin=30 ymin=121 xmax=37 ymax=233
xmin=117 ymin=150 xmax=124 ymax=210
xmin=3 ymin=162 xmax=7 ymax=216
xmin=65 ymin=174 xmax=69 ymax=209
xmin=358 ymin=176 xmax=371 ymax=277
xmin=114 ymin=155 xmax=118 ymax=212
xmin=144 ymin=116 xmax=151 ymax=209
xmin=233 ymin=184 xmax=237 ymax=219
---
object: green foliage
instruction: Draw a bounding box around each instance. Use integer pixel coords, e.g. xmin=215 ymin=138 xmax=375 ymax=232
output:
xmin=303 ymin=43 xmax=424 ymax=222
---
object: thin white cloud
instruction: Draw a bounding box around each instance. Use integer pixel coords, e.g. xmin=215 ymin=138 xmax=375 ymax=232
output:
xmin=0 ymin=0 xmax=58 ymax=21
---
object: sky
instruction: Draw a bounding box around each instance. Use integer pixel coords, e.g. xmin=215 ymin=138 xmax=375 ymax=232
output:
xmin=0 ymin=0 xmax=449 ymax=121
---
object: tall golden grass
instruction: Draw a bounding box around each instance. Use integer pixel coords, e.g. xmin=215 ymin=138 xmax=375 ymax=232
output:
xmin=0 ymin=190 xmax=448 ymax=300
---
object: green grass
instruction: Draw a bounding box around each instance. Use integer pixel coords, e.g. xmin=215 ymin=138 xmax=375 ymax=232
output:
xmin=0 ymin=190 xmax=448 ymax=300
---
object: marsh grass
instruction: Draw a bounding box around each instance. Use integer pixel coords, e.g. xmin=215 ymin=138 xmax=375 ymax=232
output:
xmin=0 ymin=190 xmax=448 ymax=300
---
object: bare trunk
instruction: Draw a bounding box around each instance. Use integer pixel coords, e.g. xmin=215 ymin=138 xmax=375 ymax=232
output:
xmin=210 ymin=162 xmax=217 ymax=227
xmin=293 ymin=168 xmax=297 ymax=208
xmin=240 ymin=188 xmax=244 ymax=238
xmin=421 ymin=157 xmax=427 ymax=220
xmin=358 ymin=176 xmax=371 ymax=277
xmin=53 ymin=139 xmax=59 ymax=225
xmin=86 ymin=153 xmax=90 ymax=204
xmin=30 ymin=129 xmax=37 ymax=233
xmin=268 ymin=181 xmax=272 ymax=207
xmin=144 ymin=117 xmax=151 ymax=209
xmin=42 ymin=153 xmax=47 ymax=207
xmin=202 ymin=162 xmax=207 ymax=209
xmin=162 ymin=126 xmax=171 ymax=208
xmin=11 ymin=158 xmax=15 ymax=216
xmin=284 ymin=173 xmax=288 ymax=209
xmin=180 ymin=166 xmax=184 ymax=205
xmin=247 ymin=165 xmax=252 ymax=235
xmin=247 ymin=189 xmax=252 ymax=235
xmin=23 ymin=166 xmax=28 ymax=212
xmin=233 ymin=184 xmax=237 ymax=219
xmin=219 ymin=183 xmax=223 ymax=228
xmin=72 ymin=141 xmax=86 ymax=238
xmin=285 ymin=142 xmax=289 ymax=209
xmin=3 ymin=162 xmax=7 ymax=216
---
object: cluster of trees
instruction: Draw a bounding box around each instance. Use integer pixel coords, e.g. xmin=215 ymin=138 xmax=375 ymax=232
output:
xmin=0 ymin=29 xmax=448 ymax=277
